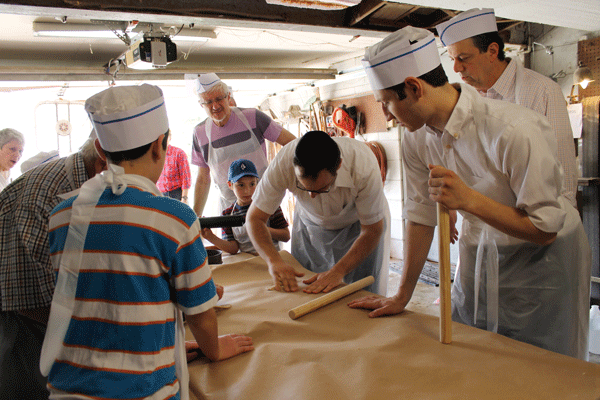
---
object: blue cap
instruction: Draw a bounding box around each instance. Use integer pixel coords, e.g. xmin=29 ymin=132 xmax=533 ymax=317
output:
xmin=228 ymin=159 xmax=259 ymax=183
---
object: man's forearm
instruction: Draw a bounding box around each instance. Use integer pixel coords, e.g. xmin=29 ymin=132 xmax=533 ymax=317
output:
xmin=331 ymin=220 xmax=383 ymax=276
xmin=396 ymin=221 xmax=435 ymax=304
xmin=247 ymin=206 xmax=284 ymax=267
xmin=193 ymin=180 xmax=210 ymax=216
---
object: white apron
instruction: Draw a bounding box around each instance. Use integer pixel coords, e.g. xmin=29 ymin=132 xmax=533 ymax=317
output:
xmin=291 ymin=196 xmax=390 ymax=296
xmin=206 ymin=108 xmax=269 ymax=211
xmin=40 ymin=165 xmax=190 ymax=399
xmin=450 ymin=99 xmax=591 ymax=359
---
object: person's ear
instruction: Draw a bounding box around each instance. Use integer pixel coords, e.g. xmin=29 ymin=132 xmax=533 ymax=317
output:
xmin=404 ymin=77 xmax=423 ymax=99
xmin=487 ymin=42 xmax=500 ymax=61
xmin=227 ymin=180 xmax=233 ymax=189
xmin=151 ymin=134 xmax=165 ymax=162
xmin=94 ymin=139 xmax=107 ymax=162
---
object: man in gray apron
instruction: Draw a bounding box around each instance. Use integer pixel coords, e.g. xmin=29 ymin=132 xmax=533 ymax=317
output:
xmin=191 ymin=73 xmax=296 ymax=215
xmin=436 ymin=8 xmax=578 ymax=208
xmin=350 ymin=26 xmax=591 ymax=360
xmin=247 ymin=130 xmax=391 ymax=296
xmin=0 ymin=133 xmax=106 ymax=399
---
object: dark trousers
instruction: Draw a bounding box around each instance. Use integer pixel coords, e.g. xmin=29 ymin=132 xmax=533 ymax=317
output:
xmin=162 ymin=187 xmax=182 ymax=201
xmin=0 ymin=311 xmax=49 ymax=399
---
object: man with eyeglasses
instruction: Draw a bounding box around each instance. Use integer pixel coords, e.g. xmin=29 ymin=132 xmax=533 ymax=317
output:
xmin=247 ymin=130 xmax=390 ymax=296
xmin=191 ymin=73 xmax=296 ymax=215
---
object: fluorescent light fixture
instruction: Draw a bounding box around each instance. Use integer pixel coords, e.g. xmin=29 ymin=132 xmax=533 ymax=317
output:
xmin=33 ymin=21 xmax=215 ymax=43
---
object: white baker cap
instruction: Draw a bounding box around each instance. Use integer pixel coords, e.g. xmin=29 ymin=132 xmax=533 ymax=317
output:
xmin=85 ymin=84 xmax=169 ymax=152
xmin=20 ymin=150 xmax=60 ymax=173
xmin=435 ymin=8 xmax=497 ymax=47
xmin=362 ymin=26 xmax=440 ymax=91
xmin=196 ymin=73 xmax=222 ymax=94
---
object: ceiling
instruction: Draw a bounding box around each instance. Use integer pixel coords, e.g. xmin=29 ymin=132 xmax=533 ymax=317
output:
xmin=0 ymin=0 xmax=598 ymax=98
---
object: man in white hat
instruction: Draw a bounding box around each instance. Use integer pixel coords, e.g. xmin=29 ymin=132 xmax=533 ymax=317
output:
xmin=40 ymin=84 xmax=253 ymax=399
xmin=435 ymin=8 xmax=578 ymax=207
xmin=191 ymin=73 xmax=296 ymax=215
xmin=348 ymin=26 xmax=591 ymax=360
xmin=0 ymin=133 xmax=105 ymax=400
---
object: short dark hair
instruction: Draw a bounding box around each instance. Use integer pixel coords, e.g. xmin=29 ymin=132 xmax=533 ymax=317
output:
xmin=388 ymin=64 xmax=449 ymax=100
xmin=104 ymin=130 xmax=169 ymax=164
xmin=470 ymin=31 xmax=506 ymax=61
xmin=293 ymin=130 xmax=340 ymax=179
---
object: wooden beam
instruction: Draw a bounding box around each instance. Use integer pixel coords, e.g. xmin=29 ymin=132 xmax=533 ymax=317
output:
xmin=348 ymin=0 xmax=387 ymax=26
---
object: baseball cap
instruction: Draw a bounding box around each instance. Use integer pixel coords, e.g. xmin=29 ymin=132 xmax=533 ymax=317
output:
xmin=228 ymin=159 xmax=259 ymax=183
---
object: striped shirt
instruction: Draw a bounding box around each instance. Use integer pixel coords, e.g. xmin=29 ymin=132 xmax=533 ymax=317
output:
xmin=47 ymin=177 xmax=217 ymax=399
xmin=157 ymin=145 xmax=192 ymax=192
xmin=480 ymin=58 xmax=578 ymax=207
xmin=0 ymin=153 xmax=89 ymax=311
xmin=191 ymin=108 xmax=283 ymax=168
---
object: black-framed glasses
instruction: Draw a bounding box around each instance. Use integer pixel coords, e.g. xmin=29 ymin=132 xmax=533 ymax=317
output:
xmin=295 ymin=174 xmax=336 ymax=194
xmin=199 ymin=95 xmax=228 ymax=107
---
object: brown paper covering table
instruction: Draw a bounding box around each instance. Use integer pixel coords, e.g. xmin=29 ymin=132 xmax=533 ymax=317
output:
xmin=186 ymin=251 xmax=600 ymax=400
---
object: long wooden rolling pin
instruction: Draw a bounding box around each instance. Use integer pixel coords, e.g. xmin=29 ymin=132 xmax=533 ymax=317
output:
xmin=437 ymin=203 xmax=452 ymax=344
xmin=289 ymin=276 xmax=375 ymax=320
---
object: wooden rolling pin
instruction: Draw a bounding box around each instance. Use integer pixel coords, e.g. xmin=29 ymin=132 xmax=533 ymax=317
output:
xmin=437 ymin=203 xmax=452 ymax=344
xmin=289 ymin=276 xmax=374 ymax=320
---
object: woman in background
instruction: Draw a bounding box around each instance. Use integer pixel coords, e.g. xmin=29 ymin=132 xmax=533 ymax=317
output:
xmin=0 ymin=128 xmax=25 ymax=191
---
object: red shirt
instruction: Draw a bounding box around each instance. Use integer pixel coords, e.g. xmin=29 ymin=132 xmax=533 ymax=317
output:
xmin=157 ymin=145 xmax=192 ymax=192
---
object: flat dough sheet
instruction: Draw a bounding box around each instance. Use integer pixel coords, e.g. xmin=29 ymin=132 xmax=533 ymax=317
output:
xmin=187 ymin=251 xmax=600 ymax=400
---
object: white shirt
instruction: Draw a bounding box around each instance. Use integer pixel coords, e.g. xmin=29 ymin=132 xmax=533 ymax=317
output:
xmin=480 ymin=58 xmax=578 ymax=207
xmin=402 ymin=83 xmax=567 ymax=242
xmin=253 ymin=136 xmax=385 ymax=230
xmin=0 ymin=172 xmax=8 ymax=192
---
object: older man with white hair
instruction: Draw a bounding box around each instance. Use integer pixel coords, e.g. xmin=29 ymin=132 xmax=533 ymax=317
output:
xmin=191 ymin=73 xmax=296 ymax=214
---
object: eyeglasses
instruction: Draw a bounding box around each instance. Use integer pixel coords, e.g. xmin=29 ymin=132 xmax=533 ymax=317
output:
xmin=199 ymin=95 xmax=228 ymax=107
xmin=295 ymin=174 xmax=336 ymax=194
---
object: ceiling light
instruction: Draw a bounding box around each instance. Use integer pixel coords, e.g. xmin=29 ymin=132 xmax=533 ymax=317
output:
xmin=33 ymin=21 xmax=215 ymax=43
xmin=574 ymin=62 xmax=595 ymax=89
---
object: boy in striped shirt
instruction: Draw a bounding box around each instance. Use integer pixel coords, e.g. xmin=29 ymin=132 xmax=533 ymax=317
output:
xmin=41 ymin=84 xmax=253 ymax=399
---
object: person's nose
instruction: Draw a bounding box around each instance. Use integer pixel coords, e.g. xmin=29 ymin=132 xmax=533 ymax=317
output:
xmin=381 ymin=104 xmax=395 ymax=122
xmin=453 ymin=60 xmax=463 ymax=73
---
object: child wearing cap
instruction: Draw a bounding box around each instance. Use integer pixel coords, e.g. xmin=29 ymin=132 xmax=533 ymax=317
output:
xmin=201 ymin=158 xmax=290 ymax=255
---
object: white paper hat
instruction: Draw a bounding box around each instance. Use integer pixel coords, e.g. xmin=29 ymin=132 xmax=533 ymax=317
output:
xmin=20 ymin=150 xmax=60 ymax=173
xmin=436 ymin=8 xmax=497 ymax=47
xmin=85 ymin=84 xmax=169 ymax=152
xmin=362 ymin=26 xmax=440 ymax=91
xmin=195 ymin=73 xmax=222 ymax=94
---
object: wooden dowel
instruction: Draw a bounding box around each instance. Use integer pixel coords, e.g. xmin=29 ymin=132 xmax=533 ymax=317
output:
xmin=437 ymin=203 xmax=452 ymax=344
xmin=289 ymin=276 xmax=375 ymax=320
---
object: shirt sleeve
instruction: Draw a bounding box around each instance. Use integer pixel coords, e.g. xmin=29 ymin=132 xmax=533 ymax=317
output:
xmin=350 ymin=140 xmax=386 ymax=226
xmin=254 ymin=109 xmax=284 ymax=143
xmin=191 ymin=122 xmax=209 ymax=168
xmin=6 ymin=203 xmax=56 ymax=310
xmin=171 ymin=219 xmax=218 ymax=315
xmin=177 ymin=148 xmax=192 ymax=190
xmin=401 ymin=130 xmax=438 ymax=227
xmin=252 ymin=139 xmax=297 ymax=215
